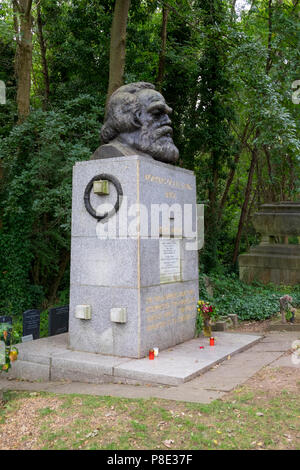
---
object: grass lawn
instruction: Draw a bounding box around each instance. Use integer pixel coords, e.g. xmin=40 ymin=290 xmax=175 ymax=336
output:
xmin=0 ymin=366 xmax=299 ymax=450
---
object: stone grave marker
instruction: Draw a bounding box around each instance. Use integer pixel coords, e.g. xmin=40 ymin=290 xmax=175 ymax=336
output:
xmin=22 ymin=309 xmax=40 ymax=340
xmin=69 ymin=82 xmax=201 ymax=358
xmin=48 ymin=305 xmax=69 ymax=336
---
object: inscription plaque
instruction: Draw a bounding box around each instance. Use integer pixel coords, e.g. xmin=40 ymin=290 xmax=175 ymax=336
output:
xmin=159 ymin=239 xmax=181 ymax=283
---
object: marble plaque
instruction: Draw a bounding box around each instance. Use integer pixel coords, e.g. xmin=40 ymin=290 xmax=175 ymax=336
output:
xmin=159 ymin=238 xmax=181 ymax=283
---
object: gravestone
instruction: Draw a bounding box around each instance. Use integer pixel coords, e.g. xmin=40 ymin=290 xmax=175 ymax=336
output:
xmin=68 ymin=82 xmax=202 ymax=358
xmin=239 ymin=202 xmax=300 ymax=285
xmin=49 ymin=305 xmax=69 ymax=336
xmin=0 ymin=316 xmax=12 ymax=345
xmin=22 ymin=309 xmax=40 ymax=340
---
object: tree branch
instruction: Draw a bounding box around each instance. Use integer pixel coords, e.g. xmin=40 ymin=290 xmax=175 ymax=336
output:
xmin=25 ymin=0 xmax=33 ymax=19
xmin=12 ymin=0 xmax=20 ymax=44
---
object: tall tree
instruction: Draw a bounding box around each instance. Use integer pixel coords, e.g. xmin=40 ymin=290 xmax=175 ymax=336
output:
xmin=194 ymin=0 xmax=234 ymax=272
xmin=36 ymin=0 xmax=49 ymax=109
xmin=156 ymin=5 xmax=169 ymax=91
xmin=12 ymin=0 xmax=33 ymax=123
xmin=106 ymin=0 xmax=131 ymax=110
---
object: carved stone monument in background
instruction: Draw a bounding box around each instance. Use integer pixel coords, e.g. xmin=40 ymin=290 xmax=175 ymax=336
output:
xmin=68 ymin=82 xmax=201 ymax=358
xmin=239 ymin=201 xmax=300 ymax=285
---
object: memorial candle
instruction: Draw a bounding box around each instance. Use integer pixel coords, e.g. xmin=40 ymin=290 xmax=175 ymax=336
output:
xmin=149 ymin=349 xmax=154 ymax=360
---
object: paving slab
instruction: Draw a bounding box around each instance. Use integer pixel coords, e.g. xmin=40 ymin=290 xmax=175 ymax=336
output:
xmin=6 ymin=360 xmax=50 ymax=382
xmin=45 ymin=381 xmax=224 ymax=403
xmin=0 ymin=379 xmax=225 ymax=404
xmin=260 ymin=331 xmax=300 ymax=343
xmin=15 ymin=333 xmax=69 ymax=365
xmin=185 ymin=351 xmax=284 ymax=391
xmin=51 ymin=350 xmax=130 ymax=384
xmin=1 ymin=331 xmax=298 ymax=403
xmin=265 ymin=354 xmax=300 ymax=369
xmin=113 ymin=332 xmax=261 ymax=385
xmin=6 ymin=332 xmax=261 ymax=386
xmin=248 ymin=342 xmax=293 ymax=352
xmin=267 ymin=323 xmax=300 ymax=332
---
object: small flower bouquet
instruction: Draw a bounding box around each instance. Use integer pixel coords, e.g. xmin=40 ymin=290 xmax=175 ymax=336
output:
xmin=195 ymin=300 xmax=218 ymax=337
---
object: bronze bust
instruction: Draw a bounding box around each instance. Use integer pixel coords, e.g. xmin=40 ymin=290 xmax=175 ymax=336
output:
xmin=91 ymin=82 xmax=179 ymax=164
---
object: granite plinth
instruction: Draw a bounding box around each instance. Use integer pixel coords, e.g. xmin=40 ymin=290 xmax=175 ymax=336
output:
xmin=239 ymin=201 xmax=300 ymax=285
xmin=69 ymin=156 xmax=199 ymax=358
xmin=252 ymin=202 xmax=300 ymax=237
xmin=239 ymin=244 xmax=300 ymax=285
xmin=7 ymin=332 xmax=262 ymax=386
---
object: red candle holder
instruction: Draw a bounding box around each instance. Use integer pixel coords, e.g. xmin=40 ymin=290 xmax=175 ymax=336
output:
xmin=210 ymin=337 xmax=215 ymax=346
xmin=149 ymin=349 xmax=154 ymax=360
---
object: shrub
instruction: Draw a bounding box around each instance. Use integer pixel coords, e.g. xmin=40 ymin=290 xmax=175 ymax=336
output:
xmin=0 ymin=95 xmax=104 ymax=316
xmin=199 ymin=273 xmax=300 ymax=321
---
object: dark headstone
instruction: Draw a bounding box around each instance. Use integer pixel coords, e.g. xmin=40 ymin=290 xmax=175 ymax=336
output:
xmin=0 ymin=316 xmax=13 ymax=345
xmin=49 ymin=305 xmax=69 ymax=336
xmin=22 ymin=309 xmax=40 ymax=340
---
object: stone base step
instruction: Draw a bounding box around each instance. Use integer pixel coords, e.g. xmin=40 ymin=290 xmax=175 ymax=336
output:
xmin=7 ymin=332 xmax=262 ymax=386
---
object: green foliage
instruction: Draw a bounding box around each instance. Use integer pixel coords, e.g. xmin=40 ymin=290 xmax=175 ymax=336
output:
xmin=199 ymin=273 xmax=300 ymax=321
xmin=0 ymin=37 xmax=17 ymax=138
xmin=195 ymin=312 xmax=204 ymax=337
xmin=180 ymin=0 xmax=236 ymax=272
xmin=0 ymin=95 xmax=103 ymax=315
xmin=39 ymin=0 xmax=113 ymax=103
xmin=0 ymin=0 xmax=300 ymax=318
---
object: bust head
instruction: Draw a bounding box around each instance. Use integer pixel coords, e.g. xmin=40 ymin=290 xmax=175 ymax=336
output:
xmin=98 ymin=82 xmax=179 ymax=163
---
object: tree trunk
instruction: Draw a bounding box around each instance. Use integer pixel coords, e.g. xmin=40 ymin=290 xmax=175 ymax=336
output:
xmin=14 ymin=0 xmax=33 ymax=123
xmin=203 ymin=153 xmax=220 ymax=271
xmin=36 ymin=0 xmax=50 ymax=109
xmin=48 ymin=251 xmax=70 ymax=305
xmin=156 ymin=6 xmax=169 ymax=91
xmin=105 ymin=0 xmax=131 ymax=112
xmin=218 ymin=120 xmax=252 ymax=220
xmin=230 ymin=0 xmax=237 ymax=21
xmin=218 ymin=151 xmax=240 ymax=218
xmin=232 ymin=143 xmax=259 ymax=265
xmin=266 ymin=0 xmax=273 ymax=74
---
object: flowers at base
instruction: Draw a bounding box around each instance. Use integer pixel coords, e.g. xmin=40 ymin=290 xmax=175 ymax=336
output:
xmin=9 ymin=348 xmax=18 ymax=362
xmin=0 ymin=324 xmax=18 ymax=373
xmin=195 ymin=300 xmax=218 ymax=337
xmin=197 ymin=300 xmax=217 ymax=318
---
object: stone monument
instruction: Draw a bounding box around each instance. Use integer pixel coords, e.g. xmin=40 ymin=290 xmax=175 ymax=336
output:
xmin=68 ymin=82 xmax=200 ymax=358
xmin=239 ymin=201 xmax=300 ymax=285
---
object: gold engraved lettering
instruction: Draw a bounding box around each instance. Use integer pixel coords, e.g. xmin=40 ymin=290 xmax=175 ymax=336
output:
xmin=144 ymin=174 xmax=193 ymax=191
xmin=145 ymin=289 xmax=196 ymax=330
xmin=165 ymin=192 xmax=176 ymax=199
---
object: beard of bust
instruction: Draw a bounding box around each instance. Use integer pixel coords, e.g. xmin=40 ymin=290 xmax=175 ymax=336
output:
xmin=121 ymin=123 xmax=179 ymax=163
